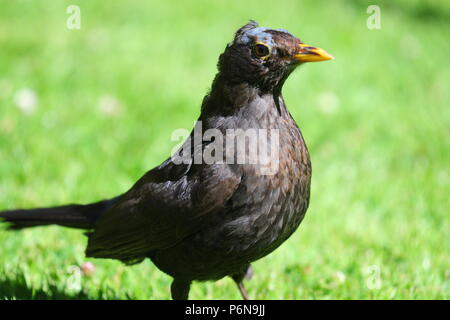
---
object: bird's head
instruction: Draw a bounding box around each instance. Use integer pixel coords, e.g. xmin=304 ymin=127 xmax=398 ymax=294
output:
xmin=218 ymin=21 xmax=334 ymax=93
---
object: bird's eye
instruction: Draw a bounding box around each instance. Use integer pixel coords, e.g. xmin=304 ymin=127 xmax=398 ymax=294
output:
xmin=254 ymin=43 xmax=270 ymax=59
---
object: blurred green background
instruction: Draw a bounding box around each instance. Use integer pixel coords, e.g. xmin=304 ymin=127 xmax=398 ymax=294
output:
xmin=0 ymin=0 xmax=449 ymax=299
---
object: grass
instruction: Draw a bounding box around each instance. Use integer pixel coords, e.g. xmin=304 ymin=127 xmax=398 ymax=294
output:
xmin=0 ymin=0 xmax=449 ymax=299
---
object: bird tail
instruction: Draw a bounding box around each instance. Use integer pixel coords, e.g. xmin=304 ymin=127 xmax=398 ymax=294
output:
xmin=0 ymin=196 xmax=121 ymax=230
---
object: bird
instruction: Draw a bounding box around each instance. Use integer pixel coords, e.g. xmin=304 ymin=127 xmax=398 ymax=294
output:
xmin=0 ymin=21 xmax=333 ymax=300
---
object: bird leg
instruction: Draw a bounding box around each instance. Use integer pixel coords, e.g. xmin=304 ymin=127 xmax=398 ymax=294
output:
xmin=235 ymin=281 xmax=250 ymax=300
xmin=171 ymin=278 xmax=191 ymax=300
xmin=244 ymin=264 xmax=253 ymax=280
xmin=232 ymin=264 xmax=253 ymax=300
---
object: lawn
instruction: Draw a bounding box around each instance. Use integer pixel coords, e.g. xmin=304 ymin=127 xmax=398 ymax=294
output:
xmin=0 ymin=0 xmax=448 ymax=299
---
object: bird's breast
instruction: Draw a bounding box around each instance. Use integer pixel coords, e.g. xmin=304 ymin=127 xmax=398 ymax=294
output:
xmin=198 ymin=105 xmax=312 ymax=262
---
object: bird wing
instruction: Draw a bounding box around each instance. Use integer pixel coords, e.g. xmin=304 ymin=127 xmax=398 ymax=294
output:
xmin=85 ymin=158 xmax=241 ymax=264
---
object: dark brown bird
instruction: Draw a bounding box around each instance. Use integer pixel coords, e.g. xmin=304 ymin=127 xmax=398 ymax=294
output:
xmin=0 ymin=21 xmax=333 ymax=299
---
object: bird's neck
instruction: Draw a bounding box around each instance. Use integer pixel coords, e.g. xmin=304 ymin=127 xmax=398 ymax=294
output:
xmin=201 ymin=73 xmax=287 ymax=117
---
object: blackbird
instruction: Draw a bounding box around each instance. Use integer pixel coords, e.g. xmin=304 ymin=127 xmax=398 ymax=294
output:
xmin=0 ymin=21 xmax=333 ymax=299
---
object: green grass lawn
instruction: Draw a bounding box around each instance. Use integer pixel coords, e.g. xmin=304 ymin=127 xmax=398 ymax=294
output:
xmin=0 ymin=0 xmax=449 ymax=299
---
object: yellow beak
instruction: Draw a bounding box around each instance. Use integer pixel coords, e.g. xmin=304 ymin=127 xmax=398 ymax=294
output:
xmin=294 ymin=43 xmax=334 ymax=62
